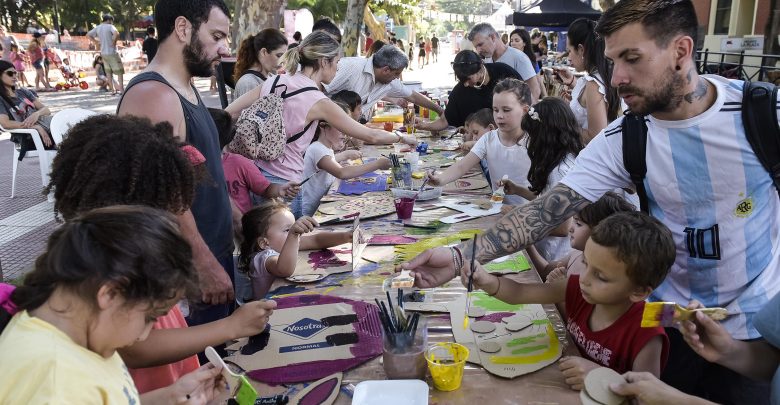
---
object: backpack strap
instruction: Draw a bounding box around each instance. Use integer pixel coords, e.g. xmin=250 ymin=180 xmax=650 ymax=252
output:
xmin=268 ymin=75 xmax=319 ymax=144
xmin=622 ymin=113 xmax=650 ymax=213
xmin=742 ymin=81 xmax=780 ymax=195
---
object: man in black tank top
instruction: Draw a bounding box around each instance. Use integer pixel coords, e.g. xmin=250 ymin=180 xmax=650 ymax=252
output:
xmin=118 ymin=0 xmax=239 ymax=328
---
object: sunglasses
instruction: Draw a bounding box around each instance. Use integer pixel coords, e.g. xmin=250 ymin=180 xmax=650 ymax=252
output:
xmin=4 ymin=71 xmax=16 ymax=77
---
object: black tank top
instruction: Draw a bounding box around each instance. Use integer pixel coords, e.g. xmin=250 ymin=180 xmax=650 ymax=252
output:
xmin=118 ymin=72 xmax=233 ymax=258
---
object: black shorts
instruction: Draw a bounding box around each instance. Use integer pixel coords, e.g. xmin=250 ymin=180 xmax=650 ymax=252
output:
xmin=418 ymin=50 xmax=425 ymax=57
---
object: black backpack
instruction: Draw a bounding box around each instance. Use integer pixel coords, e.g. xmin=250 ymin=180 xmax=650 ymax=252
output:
xmin=623 ymin=81 xmax=780 ymax=213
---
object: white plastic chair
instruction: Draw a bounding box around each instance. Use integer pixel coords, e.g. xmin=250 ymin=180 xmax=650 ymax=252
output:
xmin=50 ymin=108 xmax=98 ymax=143
xmin=6 ymin=125 xmax=57 ymax=198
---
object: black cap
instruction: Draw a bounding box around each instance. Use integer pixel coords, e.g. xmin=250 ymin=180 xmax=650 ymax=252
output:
xmin=102 ymin=13 xmax=114 ymax=22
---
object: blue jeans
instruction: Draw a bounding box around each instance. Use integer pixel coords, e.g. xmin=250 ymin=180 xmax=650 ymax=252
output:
xmin=254 ymin=168 xmax=303 ymax=218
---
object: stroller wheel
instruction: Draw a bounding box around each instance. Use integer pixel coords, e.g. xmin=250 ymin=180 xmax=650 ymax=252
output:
xmin=79 ymin=81 xmax=88 ymax=89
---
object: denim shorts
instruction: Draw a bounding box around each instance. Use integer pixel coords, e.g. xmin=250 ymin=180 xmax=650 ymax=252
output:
xmin=255 ymin=167 xmax=303 ymax=218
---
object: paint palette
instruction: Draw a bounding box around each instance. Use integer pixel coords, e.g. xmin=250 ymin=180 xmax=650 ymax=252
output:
xmin=448 ymin=292 xmax=562 ymax=379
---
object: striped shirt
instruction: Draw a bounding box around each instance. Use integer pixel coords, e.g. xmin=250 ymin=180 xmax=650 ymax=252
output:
xmin=323 ymin=56 xmax=412 ymax=118
xmin=562 ymin=75 xmax=780 ymax=339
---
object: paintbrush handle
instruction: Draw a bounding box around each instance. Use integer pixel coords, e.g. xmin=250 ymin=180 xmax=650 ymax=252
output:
xmin=676 ymin=304 xmax=730 ymax=321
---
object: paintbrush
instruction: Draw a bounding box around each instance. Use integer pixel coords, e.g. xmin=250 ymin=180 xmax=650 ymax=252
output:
xmin=205 ymin=346 xmax=257 ymax=405
xmin=640 ymin=302 xmax=730 ymax=328
xmin=464 ymin=236 xmax=477 ymax=330
xmin=298 ymin=170 xmax=320 ymax=186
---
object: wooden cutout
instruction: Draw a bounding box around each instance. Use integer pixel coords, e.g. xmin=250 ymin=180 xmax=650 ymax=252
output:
xmin=317 ymin=194 xmax=396 ymax=220
xmin=470 ymin=320 xmax=496 ymax=334
xmin=443 ymin=177 xmax=489 ymax=191
xmin=467 ymin=307 xmax=486 ymax=318
xmin=580 ymin=389 xmax=604 ymax=405
xmin=351 ymin=216 xmax=367 ymax=272
xmin=289 ymin=372 xmax=343 ymax=405
xmin=448 ymin=292 xmax=562 ymax=379
xmin=479 ymin=341 xmax=501 ymax=353
xmin=585 ymin=368 xmax=627 ymax=405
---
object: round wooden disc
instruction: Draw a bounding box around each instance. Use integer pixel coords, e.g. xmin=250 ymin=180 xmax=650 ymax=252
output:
xmin=579 ymin=388 xmax=603 ymax=405
xmin=478 ymin=341 xmax=501 ymax=353
xmin=287 ymin=273 xmax=326 ymax=283
xmin=466 ymin=307 xmax=486 ymax=318
xmin=504 ymin=321 xmax=532 ymax=332
xmin=584 ymin=367 xmax=627 ymax=405
xmin=469 ymin=320 xmax=496 ymax=334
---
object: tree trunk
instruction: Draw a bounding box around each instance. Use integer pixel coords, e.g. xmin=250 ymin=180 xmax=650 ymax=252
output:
xmin=232 ymin=0 xmax=286 ymax=53
xmin=342 ymin=0 xmax=368 ymax=56
xmin=363 ymin=6 xmax=387 ymax=43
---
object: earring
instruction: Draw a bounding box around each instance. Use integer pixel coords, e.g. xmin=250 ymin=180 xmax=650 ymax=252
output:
xmin=675 ymin=65 xmax=681 ymax=71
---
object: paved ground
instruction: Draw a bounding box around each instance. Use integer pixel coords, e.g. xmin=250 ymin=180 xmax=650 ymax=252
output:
xmin=0 ymin=43 xmax=457 ymax=282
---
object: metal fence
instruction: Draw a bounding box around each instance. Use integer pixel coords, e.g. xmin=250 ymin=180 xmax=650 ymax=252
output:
xmin=696 ymin=49 xmax=780 ymax=83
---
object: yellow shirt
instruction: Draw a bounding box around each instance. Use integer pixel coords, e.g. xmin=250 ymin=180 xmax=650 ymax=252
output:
xmin=0 ymin=311 xmax=141 ymax=404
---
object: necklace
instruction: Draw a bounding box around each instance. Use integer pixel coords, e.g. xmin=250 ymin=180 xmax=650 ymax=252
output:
xmin=473 ymin=66 xmax=489 ymax=89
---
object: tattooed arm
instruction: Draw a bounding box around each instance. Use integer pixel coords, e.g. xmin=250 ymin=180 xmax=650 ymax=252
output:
xmin=400 ymin=183 xmax=591 ymax=288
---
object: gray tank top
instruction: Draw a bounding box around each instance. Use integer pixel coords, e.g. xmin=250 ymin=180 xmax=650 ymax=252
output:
xmin=119 ymin=72 xmax=233 ymax=258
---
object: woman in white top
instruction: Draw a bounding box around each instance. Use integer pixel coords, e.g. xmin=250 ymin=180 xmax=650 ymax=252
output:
xmin=553 ymin=18 xmax=621 ymax=144
xmin=232 ymin=28 xmax=288 ymax=100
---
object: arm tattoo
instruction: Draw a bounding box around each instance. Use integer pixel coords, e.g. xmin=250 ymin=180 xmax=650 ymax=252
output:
xmin=462 ymin=183 xmax=590 ymax=264
xmin=684 ymin=72 xmax=709 ymax=104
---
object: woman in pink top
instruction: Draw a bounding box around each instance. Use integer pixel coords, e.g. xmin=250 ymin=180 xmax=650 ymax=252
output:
xmin=228 ymin=31 xmax=417 ymax=217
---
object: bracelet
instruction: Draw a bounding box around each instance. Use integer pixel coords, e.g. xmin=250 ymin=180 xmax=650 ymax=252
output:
xmin=488 ymin=277 xmax=501 ymax=297
xmin=450 ymin=246 xmax=464 ymax=278
xmin=395 ymin=133 xmax=402 ymax=143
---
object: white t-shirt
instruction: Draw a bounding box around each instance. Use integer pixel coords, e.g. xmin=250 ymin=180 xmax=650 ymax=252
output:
xmin=87 ymin=23 xmax=118 ymax=55
xmin=494 ymin=46 xmax=537 ymax=82
xmin=302 ymin=141 xmax=336 ymax=217
xmin=534 ymin=154 xmax=576 ymax=261
xmin=561 ymin=75 xmax=780 ymax=339
xmin=469 ymin=129 xmax=532 ymax=206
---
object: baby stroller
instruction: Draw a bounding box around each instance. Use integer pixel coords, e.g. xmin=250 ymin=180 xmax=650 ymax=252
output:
xmin=50 ymin=52 xmax=88 ymax=90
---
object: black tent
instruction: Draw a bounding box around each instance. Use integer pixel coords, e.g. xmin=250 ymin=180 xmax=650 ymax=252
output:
xmin=508 ymin=0 xmax=601 ymax=27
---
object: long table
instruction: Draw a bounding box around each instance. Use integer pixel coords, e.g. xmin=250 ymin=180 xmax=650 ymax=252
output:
xmin=235 ymin=143 xmax=580 ymax=404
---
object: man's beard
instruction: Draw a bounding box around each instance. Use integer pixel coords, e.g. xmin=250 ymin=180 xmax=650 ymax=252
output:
xmin=183 ymin=33 xmax=215 ymax=78
xmin=620 ymin=66 xmax=685 ymax=116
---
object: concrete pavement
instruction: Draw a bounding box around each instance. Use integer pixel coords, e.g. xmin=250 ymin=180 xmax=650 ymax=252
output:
xmin=0 ymin=42 xmax=457 ymax=282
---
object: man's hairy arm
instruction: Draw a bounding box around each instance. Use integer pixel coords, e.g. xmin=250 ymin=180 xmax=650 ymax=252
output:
xmin=472 ymin=183 xmax=590 ymax=263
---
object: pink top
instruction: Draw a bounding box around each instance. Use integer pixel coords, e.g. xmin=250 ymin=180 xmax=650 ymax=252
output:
xmin=222 ymin=152 xmax=271 ymax=213
xmin=128 ymin=305 xmax=200 ymax=393
xmin=255 ymin=73 xmax=327 ymax=181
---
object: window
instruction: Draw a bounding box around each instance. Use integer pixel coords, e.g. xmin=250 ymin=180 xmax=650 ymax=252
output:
xmin=713 ymin=0 xmax=732 ymax=35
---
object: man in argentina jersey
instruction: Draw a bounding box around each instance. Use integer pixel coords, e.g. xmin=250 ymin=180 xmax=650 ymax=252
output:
xmin=560 ymin=0 xmax=779 ymax=403
xmin=400 ymin=0 xmax=777 ymax=402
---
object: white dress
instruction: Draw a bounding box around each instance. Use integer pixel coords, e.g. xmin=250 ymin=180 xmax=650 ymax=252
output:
xmin=569 ymin=72 xmax=608 ymax=131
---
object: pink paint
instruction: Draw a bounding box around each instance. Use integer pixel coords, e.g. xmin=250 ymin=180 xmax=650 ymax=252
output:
xmin=308 ymin=250 xmax=347 ymax=269
xmin=368 ymin=235 xmax=417 ymax=245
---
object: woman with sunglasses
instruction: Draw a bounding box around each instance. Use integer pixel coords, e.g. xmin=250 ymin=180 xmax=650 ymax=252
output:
xmin=416 ymin=50 xmax=520 ymax=132
xmin=0 ymin=60 xmax=54 ymax=148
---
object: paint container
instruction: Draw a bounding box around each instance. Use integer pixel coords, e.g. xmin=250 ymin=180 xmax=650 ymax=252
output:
xmin=394 ymin=198 xmax=415 ymax=220
xmin=383 ymin=318 xmax=427 ymax=379
xmin=425 ymin=342 xmax=469 ymax=391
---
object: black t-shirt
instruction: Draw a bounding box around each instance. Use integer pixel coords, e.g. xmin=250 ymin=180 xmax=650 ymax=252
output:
xmin=444 ymin=62 xmax=521 ymax=128
xmin=431 ymin=37 xmax=438 ymax=48
xmin=142 ymin=37 xmax=158 ymax=62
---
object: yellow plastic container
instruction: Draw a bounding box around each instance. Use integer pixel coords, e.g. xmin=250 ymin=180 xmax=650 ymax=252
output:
xmin=425 ymin=343 xmax=469 ymax=391
xmin=370 ymin=114 xmax=404 ymax=123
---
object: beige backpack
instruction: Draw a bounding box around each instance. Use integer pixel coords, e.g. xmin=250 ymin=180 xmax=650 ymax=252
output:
xmin=229 ymin=75 xmax=318 ymax=161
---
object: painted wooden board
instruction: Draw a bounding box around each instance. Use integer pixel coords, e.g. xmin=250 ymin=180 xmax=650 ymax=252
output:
xmin=225 ymin=295 xmax=382 ymax=384
xmin=394 ymin=230 xmax=481 ymax=264
xmin=448 ymin=293 xmax=562 ymax=379
xmin=483 ymin=253 xmax=532 ymax=275
xmin=287 ymin=218 xmax=366 ymax=283
xmin=443 ymin=177 xmax=490 ymax=192
xmin=317 ymin=194 xmax=396 ymax=222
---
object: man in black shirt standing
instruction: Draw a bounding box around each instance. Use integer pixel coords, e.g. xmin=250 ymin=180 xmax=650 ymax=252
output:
xmin=142 ymin=26 xmax=158 ymax=64
xmin=430 ymin=34 xmax=438 ymax=63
